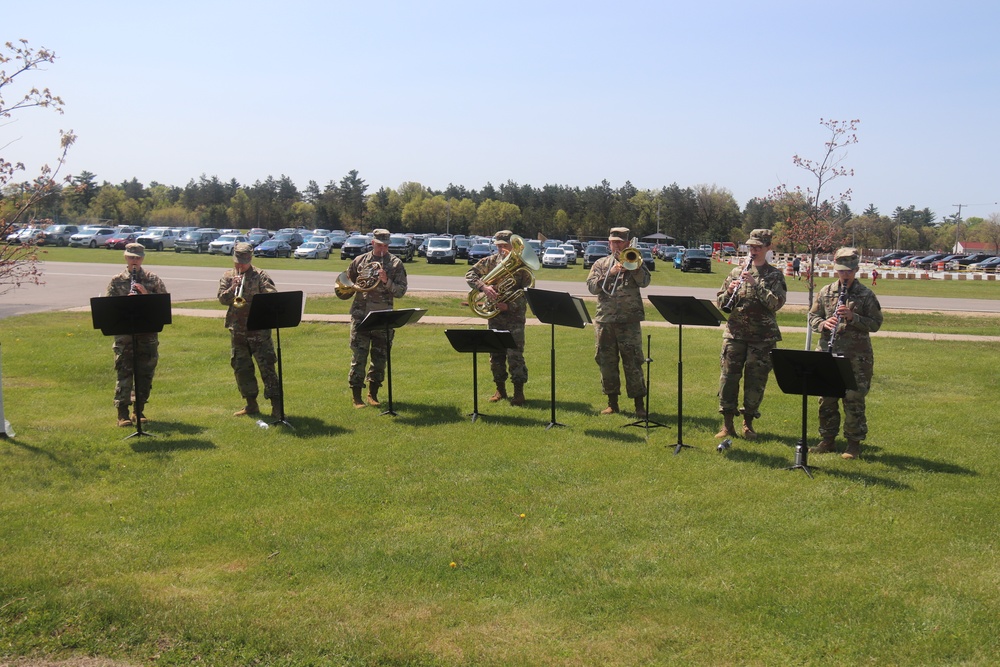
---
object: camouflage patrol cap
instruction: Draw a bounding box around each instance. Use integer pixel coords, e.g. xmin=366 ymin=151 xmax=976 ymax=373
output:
xmin=493 ymin=230 xmax=513 ymax=246
xmin=123 ymin=243 xmax=145 ymax=259
xmin=234 ymin=242 xmax=253 ymax=263
xmin=609 ymin=227 xmax=629 ymax=242
xmin=834 ymin=247 xmax=860 ymax=271
xmin=745 ymin=229 xmax=773 ymax=247
xmin=372 ymin=229 xmax=390 ymax=244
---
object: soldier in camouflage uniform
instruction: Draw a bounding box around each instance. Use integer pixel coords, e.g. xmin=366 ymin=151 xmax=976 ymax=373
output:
xmin=218 ymin=243 xmax=280 ymax=418
xmin=465 ymin=230 xmax=531 ymax=406
xmin=715 ymin=229 xmax=786 ymax=440
xmin=346 ymin=229 xmax=408 ymax=408
xmin=586 ymin=227 xmax=651 ymax=416
xmin=808 ymin=247 xmax=883 ymax=460
xmin=105 ymin=243 xmax=168 ymax=427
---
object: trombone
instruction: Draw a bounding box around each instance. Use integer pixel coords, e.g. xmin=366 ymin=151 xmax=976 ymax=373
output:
xmin=601 ymin=238 xmax=643 ymax=295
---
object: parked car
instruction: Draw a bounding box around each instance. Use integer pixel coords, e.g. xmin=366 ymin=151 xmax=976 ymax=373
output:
xmin=5 ymin=227 xmax=46 ymax=245
xmin=657 ymin=245 xmax=682 ymax=261
xmin=104 ymin=232 xmax=140 ymax=250
xmin=174 ymin=230 xmax=221 ymax=253
xmin=525 ymin=239 xmax=543 ymax=261
xmin=639 ymin=247 xmax=656 ymax=271
xmin=328 ymin=230 xmax=348 ymax=248
xmin=930 ymin=254 xmax=967 ymax=271
xmin=38 ymin=224 xmax=79 ymax=246
xmin=559 ymin=244 xmax=578 ymax=265
xmin=467 ymin=243 xmax=495 ymax=264
xmin=253 ymin=239 xmax=292 ymax=258
xmin=876 ymin=251 xmax=910 ymax=265
xmin=911 ymin=253 xmax=948 ymax=270
xmin=246 ymin=232 xmax=269 ymax=247
xmin=425 ymin=237 xmax=457 ymax=264
xmin=293 ymin=241 xmax=331 ymax=259
xmin=136 ymin=228 xmax=178 ymax=251
xmin=454 ymin=238 xmax=472 ymax=260
xmin=208 ymin=234 xmax=249 ymax=255
xmin=968 ymin=256 xmax=1000 ymax=272
xmin=387 ymin=234 xmax=414 ymax=262
xmin=69 ymin=227 xmax=116 ymax=248
xmin=946 ymin=253 xmax=994 ymax=270
xmin=678 ymin=248 xmax=712 ymax=273
xmin=340 ymin=236 xmax=372 ymax=260
xmin=542 ymin=247 xmax=568 ymax=268
xmin=583 ymin=244 xmax=610 ymax=269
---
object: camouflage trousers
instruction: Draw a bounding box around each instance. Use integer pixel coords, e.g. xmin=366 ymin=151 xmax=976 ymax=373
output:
xmin=349 ymin=320 xmax=393 ymax=387
xmin=818 ymin=353 xmax=874 ymax=441
xmin=594 ymin=321 xmax=646 ymax=398
xmin=718 ymin=339 xmax=775 ymax=419
xmin=112 ymin=334 xmax=159 ymax=407
xmin=230 ymin=329 xmax=279 ymax=400
xmin=489 ymin=320 xmax=527 ymax=385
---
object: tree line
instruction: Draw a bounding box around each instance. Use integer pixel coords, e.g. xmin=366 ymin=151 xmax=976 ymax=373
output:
xmin=6 ymin=168 xmax=1000 ymax=253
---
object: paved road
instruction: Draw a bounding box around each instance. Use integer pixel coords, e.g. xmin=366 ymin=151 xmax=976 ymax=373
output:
xmin=2 ymin=261 xmax=1000 ymax=320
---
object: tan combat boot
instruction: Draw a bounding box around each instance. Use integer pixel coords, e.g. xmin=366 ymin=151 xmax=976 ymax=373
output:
xmin=132 ymin=402 xmax=147 ymax=424
xmin=600 ymin=395 xmax=620 ymax=415
xmin=810 ymin=438 xmax=837 ymax=454
xmin=489 ymin=383 xmax=507 ymax=402
xmin=715 ymin=414 xmax=736 ymax=439
xmin=510 ymin=383 xmax=525 ymax=406
xmin=842 ymin=439 xmax=862 ymax=460
xmin=633 ymin=396 xmax=647 ymax=419
xmin=351 ymin=386 xmax=365 ymax=409
xmin=234 ymin=397 xmax=259 ymax=417
xmin=742 ymin=418 xmax=757 ymax=440
xmin=367 ymin=382 xmax=381 ymax=407
xmin=117 ymin=404 xmax=132 ymax=428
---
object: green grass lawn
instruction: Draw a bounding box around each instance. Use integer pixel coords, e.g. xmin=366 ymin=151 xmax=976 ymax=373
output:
xmin=1 ymin=310 xmax=998 ymax=665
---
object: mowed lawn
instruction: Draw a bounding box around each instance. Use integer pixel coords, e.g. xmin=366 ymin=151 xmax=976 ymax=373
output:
xmin=0 ymin=309 xmax=998 ymax=666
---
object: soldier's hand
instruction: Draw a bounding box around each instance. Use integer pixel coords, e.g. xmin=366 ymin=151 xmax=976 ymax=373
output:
xmin=482 ymin=285 xmax=499 ymax=300
xmin=497 ymin=302 xmax=509 ymax=312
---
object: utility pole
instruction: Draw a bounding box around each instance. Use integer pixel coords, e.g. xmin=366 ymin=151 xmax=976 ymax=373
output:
xmin=953 ymin=204 xmax=966 ymax=252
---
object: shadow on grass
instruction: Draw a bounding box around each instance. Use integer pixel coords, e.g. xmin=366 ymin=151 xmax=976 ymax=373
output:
xmin=130 ymin=419 xmax=207 ymax=437
xmin=129 ymin=437 xmax=217 ymax=454
xmin=582 ymin=427 xmax=651 ymax=444
xmin=267 ymin=415 xmax=351 ymax=438
xmin=4 ymin=437 xmax=66 ymax=464
xmin=390 ymin=401 xmax=468 ymax=426
xmin=866 ymin=448 xmax=978 ymax=476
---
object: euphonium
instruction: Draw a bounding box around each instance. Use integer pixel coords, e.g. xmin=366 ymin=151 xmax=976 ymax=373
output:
xmin=600 ymin=238 xmax=642 ymax=295
xmin=334 ymin=260 xmax=382 ymax=300
xmin=233 ymin=270 xmax=247 ymax=308
xmin=468 ymin=234 xmax=539 ymax=319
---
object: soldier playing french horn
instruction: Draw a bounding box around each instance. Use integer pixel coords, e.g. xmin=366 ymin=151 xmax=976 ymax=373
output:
xmin=343 ymin=229 xmax=408 ymax=408
xmin=465 ymin=230 xmax=535 ymax=406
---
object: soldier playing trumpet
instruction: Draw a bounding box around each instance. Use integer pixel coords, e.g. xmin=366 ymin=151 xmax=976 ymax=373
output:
xmin=465 ymin=230 xmax=534 ymax=406
xmin=218 ymin=242 xmax=280 ymax=418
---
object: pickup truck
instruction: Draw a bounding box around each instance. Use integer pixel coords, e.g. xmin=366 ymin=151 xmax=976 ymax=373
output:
xmin=136 ymin=228 xmax=178 ymax=251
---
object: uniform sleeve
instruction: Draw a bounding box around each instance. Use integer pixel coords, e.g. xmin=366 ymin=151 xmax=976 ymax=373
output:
xmin=632 ymin=265 xmax=651 ymax=288
xmin=852 ymin=292 xmax=883 ymax=333
xmin=586 ymin=258 xmax=606 ymax=295
xmin=218 ymin=271 xmax=235 ymax=305
xmin=808 ymin=286 xmax=829 ymax=333
xmin=754 ymin=270 xmax=787 ymax=313
xmin=465 ymin=260 xmax=486 ymax=290
xmin=388 ymin=259 xmax=407 ymax=299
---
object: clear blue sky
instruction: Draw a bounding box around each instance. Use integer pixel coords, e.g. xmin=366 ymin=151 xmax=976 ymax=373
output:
xmin=7 ymin=1 xmax=1000 ymax=221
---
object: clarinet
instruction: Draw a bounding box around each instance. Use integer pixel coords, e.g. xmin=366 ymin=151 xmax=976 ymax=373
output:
xmin=721 ymin=256 xmax=754 ymax=314
xmin=827 ymin=281 xmax=848 ymax=353
xmin=129 ymin=268 xmax=140 ymax=295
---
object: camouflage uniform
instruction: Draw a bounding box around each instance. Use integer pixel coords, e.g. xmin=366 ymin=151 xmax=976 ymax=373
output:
xmin=716 ymin=261 xmax=787 ymax=419
xmin=348 ymin=250 xmax=408 ymax=387
xmin=465 ymin=252 xmax=530 ymax=385
xmin=586 ymin=254 xmax=651 ymax=398
xmin=218 ymin=266 xmax=279 ymax=402
xmin=809 ymin=279 xmax=883 ymax=442
xmin=105 ymin=268 xmax=167 ymax=408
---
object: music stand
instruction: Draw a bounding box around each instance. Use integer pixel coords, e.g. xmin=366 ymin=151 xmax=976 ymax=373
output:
xmin=444 ymin=329 xmax=517 ymax=422
xmin=523 ymin=288 xmax=591 ymax=430
xmin=647 ymin=295 xmax=725 ymax=453
xmin=770 ymin=348 xmax=855 ymax=478
xmin=91 ymin=293 xmax=172 ymax=440
xmin=247 ymin=290 xmax=304 ymax=428
xmin=357 ymin=308 xmax=427 ymax=416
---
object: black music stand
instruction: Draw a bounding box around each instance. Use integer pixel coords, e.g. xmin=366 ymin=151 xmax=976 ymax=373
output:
xmin=445 ymin=329 xmax=517 ymax=422
xmin=648 ymin=295 xmax=725 ymax=453
xmin=91 ymin=293 xmax=172 ymax=440
xmin=358 ymin=308 xmax=427 ymax=416
xmin=770 ymin=348 xmax=855 ymax=478
xmin=247 ymin=290 xmax=303 ymax=428
xmin=524 ymin=288 xmax=591 ymax=430
xmin=620 ymin=334 xmax=670 ymax=434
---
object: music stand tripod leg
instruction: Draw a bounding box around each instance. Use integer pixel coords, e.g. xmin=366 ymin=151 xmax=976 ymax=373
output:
xmin=785 ymin=389 xmax=814 ymax=478
xmin=123 ymin=331 xmax=153 ymax=440
xmin=380 ymin=323 xmax=398 ymax=417
xmin=623 ymin=334 xmax=667 ymax=433
xmin=268 ymin=327 xmax=294 ymax=429
xmin=546 ymin=323 xmax=565 ymax=430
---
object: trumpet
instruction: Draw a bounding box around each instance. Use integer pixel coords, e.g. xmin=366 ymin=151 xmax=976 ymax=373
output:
xmin=720 ymin=256 xmax=754 ymax=314
xmin=827 ymin=280 xmax=848 ymax=352
xmin=233 ymin=270 xmax=247 ymax=309
xmin=334 ymin=259 xmax=382 ymax=300
xmin=601 ymin=238 xmax=642 ymax=295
